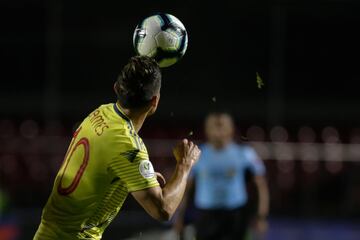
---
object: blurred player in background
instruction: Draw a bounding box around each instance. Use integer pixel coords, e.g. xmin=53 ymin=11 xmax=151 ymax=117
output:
xmin=34 ymin=56 xmax=201 ymax=240
xmin=174 ymin=112 xmax=269 ymax=240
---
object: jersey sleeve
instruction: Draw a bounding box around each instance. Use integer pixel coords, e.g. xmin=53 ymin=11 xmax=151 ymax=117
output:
xmin=109 ymin=136 xmax=159 ymax=192
xmin=244 ymin=146 xmax=266 ymax=176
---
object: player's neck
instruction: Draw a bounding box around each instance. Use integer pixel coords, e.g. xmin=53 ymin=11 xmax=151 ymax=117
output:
xmin=210 ymin=139 xmax=232 ymax=150
xmin=118 ymin=104 xmax=147 ymax=133
xmin=127 ymin=112 xmax=146 ymax=133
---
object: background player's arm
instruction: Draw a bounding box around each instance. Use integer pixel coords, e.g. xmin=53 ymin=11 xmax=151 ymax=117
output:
xmin=173 ymin=177 xmax=194 ymax=233
xmin=132 ymin=139 xmax=200 ymax=221
xmin=245 ymin=147 xmax=270 ymax=233
xmin=254 ymin=175 xmax=269 ymax=218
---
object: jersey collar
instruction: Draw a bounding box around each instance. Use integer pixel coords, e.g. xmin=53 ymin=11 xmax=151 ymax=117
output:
xmin=113 ymin=103 xmax=135 ymax=128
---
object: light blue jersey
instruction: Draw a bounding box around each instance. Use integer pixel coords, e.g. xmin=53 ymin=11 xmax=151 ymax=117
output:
xmin=191 ymin=142 xmax=265 ymax=210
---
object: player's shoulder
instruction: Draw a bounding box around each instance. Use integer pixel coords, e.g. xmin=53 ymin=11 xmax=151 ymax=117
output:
xmin=199 ymin=143 xmax=210 ymax=151
xmin=98 ymin=103 xmax=114 ymax=110
xmin=238 ymin=144 xmax=261 ymax=162
xmin=86 ymin=103 xmax=119 ymax=125
xmin=83 ymin=103 xmax=126 ymax=137
xmin=94 ymin=103 xmax=132 ymax=132
xmin=106 ymin=126 xmax=148 ymax=165
xmin=230 ymin=142 xmax=255 ymax=154
xmin=87 ymin=103 xmax=146 ymax=147
xmin=198 ymin=143 xmax=212 ymax=159
xmin=109 ymin=123 xmax=146 ymax=153
xmin=91 ymin=103 xmax=116 ymax=117
xmin=112 ymin=133 xmax=148 ymax=167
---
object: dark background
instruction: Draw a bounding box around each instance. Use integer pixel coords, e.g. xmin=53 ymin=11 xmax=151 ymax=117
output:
xmin=1 ymin=0 xmax=360 ymax=239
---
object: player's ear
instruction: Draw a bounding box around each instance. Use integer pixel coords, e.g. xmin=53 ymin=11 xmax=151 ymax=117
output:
xmin=113 ymin=82 xmax=118 ymax=95
xmin=146 ymin=95 xmax=159 ymax=116
xmin=150 ymin=95 xmax=159 ymax=108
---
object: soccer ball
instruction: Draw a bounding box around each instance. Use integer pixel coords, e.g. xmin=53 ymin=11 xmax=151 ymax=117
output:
xmin=133 ymin=13 xmax=188 ymax=68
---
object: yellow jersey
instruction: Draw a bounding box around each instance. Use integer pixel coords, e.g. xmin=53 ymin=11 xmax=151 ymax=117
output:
xmin=34 ymin=103 xmax=159 ymax=240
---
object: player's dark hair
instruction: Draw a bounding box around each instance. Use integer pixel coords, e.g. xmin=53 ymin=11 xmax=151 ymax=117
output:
xmin=115 ymin=56 xmax=161 ymax=109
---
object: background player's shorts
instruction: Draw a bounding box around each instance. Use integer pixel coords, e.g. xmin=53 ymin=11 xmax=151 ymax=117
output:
xmin=195 ymin=206 xmax=251 ymax=240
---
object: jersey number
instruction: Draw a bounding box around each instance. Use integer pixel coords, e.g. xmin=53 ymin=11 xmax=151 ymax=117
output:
xmin=57 ymin=127 xmax=90 ymax=195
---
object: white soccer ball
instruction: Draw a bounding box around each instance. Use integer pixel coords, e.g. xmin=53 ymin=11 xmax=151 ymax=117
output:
xmin=133 ymin=13 xmax=188 ymax=68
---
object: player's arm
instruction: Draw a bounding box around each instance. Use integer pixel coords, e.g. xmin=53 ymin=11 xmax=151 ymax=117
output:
xmin=245 ymin=147 xmax=269 ymax=219
xmin=132 ymin=139 xmax=200 ymax=222
xmin=252 ymin=174 xmax=270 ymax=234
xmin=254 ymin=175 xmax=269 ymax=219
xmin=244 ymin=147 xmax=269 ymax=233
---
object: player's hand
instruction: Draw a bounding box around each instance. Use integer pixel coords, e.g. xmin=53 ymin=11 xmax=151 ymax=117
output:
xmin=173 ymin=139 xmax=201 ymax=169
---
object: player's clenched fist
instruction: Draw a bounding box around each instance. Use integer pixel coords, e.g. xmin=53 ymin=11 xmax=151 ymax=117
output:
xmin=173 ymin=139 xmax=201 ymax=169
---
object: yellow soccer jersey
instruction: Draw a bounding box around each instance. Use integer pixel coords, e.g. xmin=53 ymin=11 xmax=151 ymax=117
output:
xmin=34 ymin=103 xmax=159 ymax=240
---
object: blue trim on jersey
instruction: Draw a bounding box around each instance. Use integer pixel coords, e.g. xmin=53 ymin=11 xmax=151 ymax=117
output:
xmin=113 ymin=103 xmax=131 ymax=123
xmin=113 ymin=103 xmax=142 ymax=149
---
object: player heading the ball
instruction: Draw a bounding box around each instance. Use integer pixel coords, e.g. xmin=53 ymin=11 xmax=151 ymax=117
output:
xmin=34 ymin=56 xmax=201 ymax=240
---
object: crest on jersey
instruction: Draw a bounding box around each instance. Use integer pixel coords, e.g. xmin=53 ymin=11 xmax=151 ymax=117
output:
xmin=139 ymin=160 xmax=155 ymax=179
